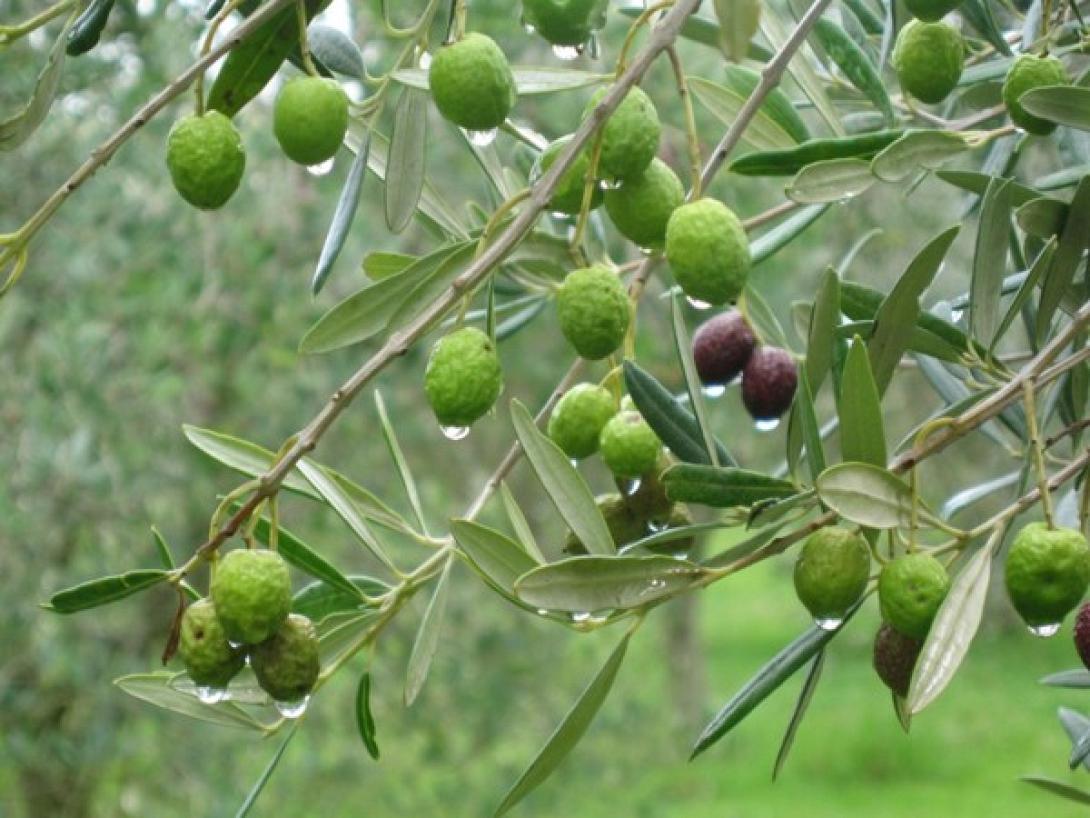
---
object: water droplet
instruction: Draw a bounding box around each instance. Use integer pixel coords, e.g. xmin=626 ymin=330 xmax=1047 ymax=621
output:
xmin=551 ymin=211 xmax=574 ymax=221
xmin=686 ymin=296 xmax=712 ymax=311
xmin=536 ymin=608 xmax=549 ymax=616
xmin=440 ymin=425 xmax=470 ymax=441
xmin=195 ymin=685 xmax=228 ymax=704
xmin=815 ymin=616 xmax=843 ymax=632
xmin=755 ymin=417 xmax=781 ymax=432
xmin=601 ymin=178 xmax=623 ymax=190
xmin=625 ymin=477 xmax=643 ymax=495
xmin=418 ymin=51 xmax=432 ymax=69
xmin=649 ymin=578 xmax=666 ymax=589
xmin=521 ymin=18 xmax=536 ymax=35
xmin=464 ymin=128 xmax=498 ymax=147
xmin=306 ymin=158 xmax=335 ymax=177
xmin=588 ymin=32 xmax=600 ymax=59
xmin=1029 ymin=621 xmax=1061 ymax=638
xmin=702 ymin=384 xmax=727 ymax=399
xmin=836 ymin=196 xmax=853 ymax=206
xmin=571 ymin=611 xmax=592 ymax=623
xmin=551 ymin=43 xmax=583 ymax=60
xmin=570 ymin=458 xmax=580 ymax=468
xmin=950 ymin=308 xmax=965 ymax=324
xmin=646 ymin=518 xmax=668 ymax=533
xmin=227 ymin=639 xmax=244 ymax=649
xmin=275 ymin=696 xmax=310 ymax=718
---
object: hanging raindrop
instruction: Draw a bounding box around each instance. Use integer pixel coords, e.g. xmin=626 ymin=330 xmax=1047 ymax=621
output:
xmin=815 ymin=616 xmax=843 ymax=632
xmin=306 ymin=158 xmax=335 ymax=177
xmin=702 ymin=384 xmax=727 ymax=399
xmin=275 ymin=696 xmax=310 ymax=718
xmin=440 ymin=425 xmax=470 ymax=441
xmin=464 ymin=128 xmax=498 ymax=147
xmin=551 ymin=43 xmax=583 ymax=60
xmin=1028 ymin=621 xmax=1062 ymax=638
xmin=755 ymin=417 xmax=781 ymax=432
xmin=686 ymin=296 xmax=712 ymax=311
xmin=195 ymin=686 xmax=228 ymax=704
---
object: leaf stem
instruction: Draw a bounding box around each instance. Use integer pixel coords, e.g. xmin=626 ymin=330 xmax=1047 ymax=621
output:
xmin=1022 ymin=381 xmax=1055 ymax=528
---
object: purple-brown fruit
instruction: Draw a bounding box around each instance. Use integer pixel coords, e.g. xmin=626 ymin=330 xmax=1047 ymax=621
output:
xmin=692 ymin=310 xmax=757 ymax=386
xmin=1075 ymin=602 xmax=1090 ymax=670
xmin=741 ymin=346 xmax=798 ymax=420
xmin=873 ymin=622 xmax=923 ymax=697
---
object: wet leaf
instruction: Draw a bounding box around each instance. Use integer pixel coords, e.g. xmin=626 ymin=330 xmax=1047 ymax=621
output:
xmin=47 ymin=569 xmax=169 ymax=613
xmin=870 ymin=131 xmax=972 ymax=182
xmin=451 ymin=519 xmax=538 ymax=594
xmin=115 ymin=672 xmax=266 ymax=731
xmin=663 ymin=464 xmax=797 ymax=508
xmin=815 ymin=463 xmax=918 ymax=529
xmin=786 ymin=158 xmax=874 ymax=204
xmin=404 ymin=559 xmax=451 ymax=706
xmin=514 ymin=555 xmax=703 ymax=612
xmin=772 ymin=650 xmax=825 ymax=779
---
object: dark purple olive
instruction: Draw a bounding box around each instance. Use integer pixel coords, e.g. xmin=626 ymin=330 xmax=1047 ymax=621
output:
xmin=691 ymin=310 xmax=756 ymax=386
xmin=741 ymin=346 xmax=797 ymax=420
xmin=873 ymin=622 xmax=923 ymax=697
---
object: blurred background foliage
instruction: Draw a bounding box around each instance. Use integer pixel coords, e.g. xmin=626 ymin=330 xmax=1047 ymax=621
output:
xmin=2 ymin=0 xmax=1089 ymax=815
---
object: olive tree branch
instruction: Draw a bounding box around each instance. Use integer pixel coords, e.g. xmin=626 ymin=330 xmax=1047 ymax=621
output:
xmin=184 ymin=0 xmax=707 ymax=563
xmin=0 ymin=0 xmax=298 ymax=295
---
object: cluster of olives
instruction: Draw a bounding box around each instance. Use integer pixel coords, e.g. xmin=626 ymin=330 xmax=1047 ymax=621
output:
xmin=691 ymin=309 xmax=798 ymax=422
xmin=179 ymin=548 xmax=320 ymax=708
xmin=791 ymin=517 xmax=1090 ymax=698
xmin=890 ymin=0 xmax=1069 ymax=133
xmin=166 ymin=75 xmax=349 ymax=210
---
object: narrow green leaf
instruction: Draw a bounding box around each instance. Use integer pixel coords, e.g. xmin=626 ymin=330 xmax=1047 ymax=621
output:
xmin=0 ymin=7 xmax=76 ymax=151
xmin=356 ymin=672 xmax=380 ymax=759
xmin=907 ymin=534 xmax=997 ymax=714
xmin=1020 ymin=776 xmax=1090 ymax=805
xmin=620 ymin=520 xmax=733 ymax=555
xmin=500 ymin=481 xmax=548 ymax=563
xmin=405 ymin=559 xmax=452 ymax=706
xmin=838 ymin=338 xmax=886 ymax=466
xmin=151 ymin=526 xmax=175 ymax=569
xmin=870 ymin=131 xmax=972 ymax=183
xmin=731 ymin=131 xmax=904 ymax=176
xmin=1020 ymin=86 xmax=1090 ymax=132
xmin=66 ymin=0 xmax=117 ymax=56
xmin=1016 ymin=197 xmax=1068 ymax=239
xmin=115 ymin=672 xmax=265 ymax=731
xmin=941 ymin=472 xmax=1020 ymax=518
xmin=969 ymin=178 xmax=1013 ymax=346
xmin=813 ymin=19 xmax=892 ymax=124
xmin=392 ymin=66 xmax=603 ymax=95
xmin=318 ymin=611 xmax=378 ymax=671
xmin=363 ymin=251 xmax=416 ymax=281
xmin=806 ymin=268 xmax=841 ymax=392
xmin=617 ymin=2 xmax=774 ymax=59
xmin=383 ymin=244 xmax=477 ymax=335
xmin=772 ymin=650 xmax=825 ymax=780
xmin=663 ymin=464 xmax=797 ymax=508
xmin=990 ymin=238 xmax=1056 ymax=356
xmin=292 ymin=576 xmax=386 ymax=622
xmin=182 ymin=425 xmax=318 ymax=498
xmin=296 ymin=460 xmax=398 ymax=573
xmin=1037 ymin=176 xmax=1090 ymax=343
xmin=795 ymin=369 xmax=826 ymax=483
xmin=671 ymin=293 xmax=719 ymax=466
xmin=374 ymin=391 xmax=426 ymax=533
xmin=815 ymin=463 xmax=916 ymax=529
xmin=312 ymin=130 xmax=370 ymax=295
xmin=960 ymin=0 xmax=1013 ymax=56
xmin=494 ymin=633 xmax=630 ymax=816
xmin=234 ymin=725 xmax=298 ymax=818
xmin=700 ymin=521 xmax=791 ymax=569
xmin=867 ymin=226 xmax=960 ymax=394
xmin=514 ymin=556 xmax=703 ymax=612
xmin=511 ymin=401 xmax=614 ymax=555
xmin=207 ymin=0 xmax=328 ymax=116
xmin=752 ymin=205 xmax=831 ymax=265
xmin=689 ymin=77 xmax=797 ymax=151
xmin=936 ymin=169 xmax=1040 ymax=204
xmin=48 ymin=569 xmax=169 ymax=613
xmin=743 ymin=284 xmax=790 ymax=349
xmin=623 ymin=361 xmax=735 ymax=466
xmin=1041 ymin=670 xmax=1090 ymax=688
xmin=300 ymin=242 xmax=473 ymax=354
xmin=385 ymin=86 xmax=429 ymax=233
xmin=713 ymin=0 xmax=761 ymax=61
xmin=451 ymin=519 xmax=539 ymax=594
xmin=786 ymin=158 xmax=874 ymax=204
xmin=692 ymin=614 xmax=854 ymax=758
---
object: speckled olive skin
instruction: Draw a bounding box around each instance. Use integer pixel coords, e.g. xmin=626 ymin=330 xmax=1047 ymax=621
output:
xmin=599 ymin=410 xmax=661 ymax=478
xmin=794 ymin=527 xmax=871 ymax=621
xmin=166 ymin=111 xmax=245 ymax=210
xmin=424 ymin=327 xmax=504 ymax=427
xmin=534 ymin=136 xmax=603 ymax=215
xmin=1074 ymin=603 xmax=1090 ymax=670
xmin=1002 ymin=54 xmax=1069 ymax=135
xmin=250 ymin=613 xmax=321 ymax=702
xmin=740 ymin=346 xmax=797 ymax=420
xmin=604 ymin=158 xmax=684 ymax=249
xmin=665 ymin=199 xmax=750 ymax=306
xmin=892 ymin=20 xmax=964 ymax=104
xmin=179 ymin=598 xmax=246 ymax=688
xmin=522 ymin=0 xmax=608 ymax=46
xmin=692 ymin=310 xmax=757 ymax=385
xmin=211 ymin=549 xmax=292 ymax=645
xmin=429 ymin=33 xmax=516 ymax=130
xmin=878 ymin=553 xmax=950 ymax=639
xmin=873 ymin=622 xmax=923 ymax=697
xmin=624 ymin=452 xmax=675 ymax=522
xmin=1005 ymin=523 xmax=1090 ymax=627
xmin=584 ymin=86 xmax=660 ymax=179
xmin=555 ymin=265 xmax=630 ymax=360
xmin=273 ymin=76 xmax=349 ymax=165
xmin=548 ymin=382 xmax=617 ymax=459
